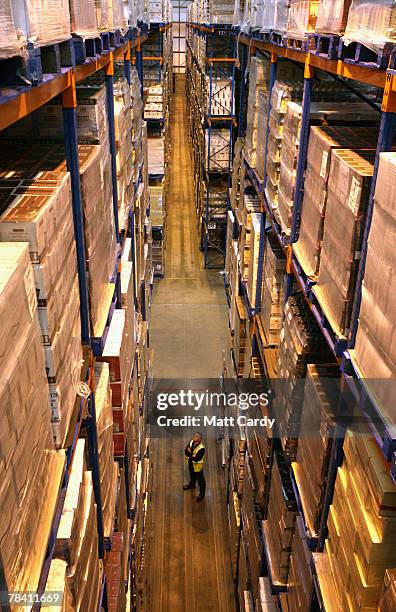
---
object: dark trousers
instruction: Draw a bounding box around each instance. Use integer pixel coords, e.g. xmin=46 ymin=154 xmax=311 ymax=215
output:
xmin=188 ymin=463 xmax=206 ymax=497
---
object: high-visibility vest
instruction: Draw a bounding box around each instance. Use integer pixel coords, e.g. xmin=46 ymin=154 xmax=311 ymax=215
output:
xmin=187 ymin=440 xmax=205 ymax=472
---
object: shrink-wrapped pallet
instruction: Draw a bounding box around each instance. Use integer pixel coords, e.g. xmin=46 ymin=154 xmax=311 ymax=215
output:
xmin=0 ymin=0 xmax=25 ymax=59
xmin=259 ymin=232 xmax=285 ymax=345
xmin=315 ymin=148 xmax=375 ymax=337
xmin=245 ymin=56 xmax=270 ymax=168
xmin=292 ymin=364 xmax=340 ymax=539
xmin=379 ymin=569 xmax=396 ymax=612
xmin=255 ymin=91 xmax=270 ymax=179
xmin=69 ymin=0 xmax=98 ymax=37
xmin=11 ymin=0 xmax=71 ymax=47
xmin=273 ymin=0 xmax=291 ymax=32
xmin=287 ymin=0 xmax=318 ymax=36
xmin=320 ymin=431 xmax=396 ymax=611
xmin=241 ymin=465 xmax=262 ymax=599
xmin=94 ymin=362 xmax=119 ymax=539
xmin=95 ymin=0 xmax=125 ymax=30
xmin=343 ymin=0 xmax=396 ymax=55
xmin=287 ymin=517 xmax=312 ymax=612
xmin=295 ymin=126 xmax=379 ymax=278
xmin=0 ymin=242 xmax=65 ymax=603
xmin=0 ymin=143 xmax=82 ymax=446
xmin=316 ymin=0 xmax=352 ymax=34
xmin=354 ymin=152 xmax=396 ymax=428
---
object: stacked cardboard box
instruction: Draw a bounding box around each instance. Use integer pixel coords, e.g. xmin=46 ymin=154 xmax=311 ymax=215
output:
xmin=292 ymin=364 xmax=340 ymax=538
xmin=278 ymin=102 xmax=302 ymax=235
xmin=0 ymin=242 xmax=65 ymax=601
xmin=148 ymin=136 xmax=165 ymax=176
xmin=256 ymin=577 xmax=277 ymax=611
xmin=48 ymin=440 xmax=102 ymax=610
xmin=144 ymin=83 xmax=164 ymax=120
xmin=259 ymin=232 xmax=286 ymax=346
xmin=114 ymin=74 xmax=134 ymax=232
xmin=354 ymin=153 xmax=396 ymax=427
xmin=233 ymin=296 xmax=247 ymax=376
xmin=238 ymin=193 xmax=261 ymax=285
xmin=379 ymin=569 xmax=396 ymax=612
xmin=95 ymin=0 xmax=126 ymax=31
xmin=316 ymin=0 xmax=352 ymax=34
xmin=245 ymin=57 xmax=270 ymax=168
xmin=287 ymin=0 xmax=318 ymax=36
xmin=294 ymin=126 xmax=379 ymax=278
xmin=241 ymin=463 xmax=263 ymax=599
xmin=205 ymin=77 xmax=233 ymax=115
xmin=255 ymin=91 xmax=271 ymax=180
xmin=94 ymin=362 xmax=119 ymax=540
xmin=69 ymin=0 xmax=98 ymax=37
xmin=205 ymin=129 xmax=232 ymax=171
xmin=238 ymin=534 xmax=250 ymax=611
xmin=315 ymin=148 xmax=375 ymax=338
xmin=275 ymin=292 xmax=333 ymax=460
xmin=0 ymin=143 xmax=82 ymax=447
xmin=228 ymin=491 xmax=241 ymax=580
xmin=273 ymin=0 xmax=291 ymax=32
xmin=321 ymin=430 xmax=396 ymax=611
xmin=263 ymin=449 xmax=298 ymax=586
xmin=106 ymin=532 xmax=127 ymax=612
xmin=286 ymin=516 xmax=312 ymax=612
xmin=246 ymin=212 xmax=262 ymax=307
xmin=344 ymin=1 xmax=396 ymax=54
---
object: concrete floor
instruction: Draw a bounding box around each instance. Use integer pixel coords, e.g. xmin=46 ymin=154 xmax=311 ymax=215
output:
xmin=147 ymin=79 xmax=236 ymax=612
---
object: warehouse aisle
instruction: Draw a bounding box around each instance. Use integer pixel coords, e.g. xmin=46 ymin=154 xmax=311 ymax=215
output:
xmin=149 ymin=78 xmax=236 ymax=612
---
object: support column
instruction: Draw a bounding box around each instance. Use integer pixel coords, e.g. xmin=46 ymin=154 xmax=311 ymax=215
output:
xmin=62 ymin=75 xmax=91 ymax=343
xmin=290 ymin=59 xmax=313 ymax=242
xmin=136 ymin=34 xmax=144 ymax=99
xmin=237 ymin=42 xmax=249 ymax=138
xmin=124 ymin=41 xmax=131 ymax=85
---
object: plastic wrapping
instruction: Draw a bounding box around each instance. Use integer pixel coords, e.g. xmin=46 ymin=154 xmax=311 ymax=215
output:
xmin=259 ymin=233 xmax=285 ymax=345
xmin=316 ymin=0 xmax=352 ymax=34
xmin=95 ymin=0 xmax=112 ymax=31
xmin=273 ymin=0 xmax=290 ymax=32
xmin=21 ymin=0 xmax=71 ymax=45
xmin=255 ymin=91 xmax=270 ymax=179
xmin=0 ymin=0 xmax=25 ymax=58
xmin=69 ymin=0 xmax=98 ymax=37
xmin=287 ymin=0 xmax=318 ymax=36
xmin=343 ymin=0 xmax=396 ymax=54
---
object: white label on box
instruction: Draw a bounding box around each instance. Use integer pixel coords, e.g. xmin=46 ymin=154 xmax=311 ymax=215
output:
xmin=49 ymin=384 xmax=61 ymax=421
xmin=320 ymin=151 xmax=328 ymax=179
xmin=24 ymin=267 xmax=37 ymax=319
xmin=348 ymin=177 xmax=361 ymax=216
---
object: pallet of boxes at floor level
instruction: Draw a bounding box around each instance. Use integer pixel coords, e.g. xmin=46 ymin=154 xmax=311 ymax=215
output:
xmin=0 ymin=243 xmax=65 ymax=605
xmin=274 ymin=292 xmax=333 ymax=461
xmin=314 ymin=148 xmax=375 ymax=338
xmin=294 ymin=125 xmax=379 ymax=277
xmin=317 ymin=430 xmax=396 ymax=611
xmin=353 ymin=152 xmax=396 ymax=435
xmin=94 ymin=362 xmax=119 ymax=540
xmin=292 ymin=364 xmax=340 ymax=540
xmin=262 ymin=449 xmax=298 ymax=588
xmin=48 ymin=439 xmax=102 ymax=610
xmin=259 ymin=232 xmax=286 ymax=347
xmin=0 ymin=142 xmax=82 ymax=447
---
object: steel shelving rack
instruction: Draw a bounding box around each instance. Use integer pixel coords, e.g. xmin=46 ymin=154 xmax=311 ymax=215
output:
xmin=0 ymin=25 xmax=150 ymax=612
xmin=226 ymin=27 xmax=396 ymax=612
xmin=186 ymin=23 xmax=238 ymax=268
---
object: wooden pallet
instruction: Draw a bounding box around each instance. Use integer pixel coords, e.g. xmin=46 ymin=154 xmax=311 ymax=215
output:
xmin=284 ymin=34 xmax=312 ymax=53
xmin=338 ymin=39 xmax=394 ymax=69
xmin=310 ymin=33 xmax=341 ymax=60
xmin=270 ymin=30 xmax=286 ymax=47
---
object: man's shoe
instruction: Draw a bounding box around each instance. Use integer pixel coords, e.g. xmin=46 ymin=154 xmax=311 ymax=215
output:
xmin=196 ymin=495 xmax=205 ymax=502
xmin=183 ymin=484 xmax=194 ymax=490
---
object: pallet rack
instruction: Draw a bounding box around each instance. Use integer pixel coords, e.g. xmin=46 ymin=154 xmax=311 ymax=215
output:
xmin=225 ymin=26 xmax=396 ymax=611
xmin=186 ymin=23 xmax=237 ymax=268
xmin=0 ymin=24 xmax=151 ymax=612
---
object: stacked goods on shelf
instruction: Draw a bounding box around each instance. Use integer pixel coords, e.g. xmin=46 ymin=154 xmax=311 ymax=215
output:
xmin=13 ymin=0 xmax=71 ymax=48
xmin=343 ymin=0 xmax=396 ymax=55
xmin=286 ymin=516 xmax=312 ymax=612
xmin=94 ymin=362 xmax=119 ymax=539
xmin=232 ymin=296 xmax=248 ymax=375
xmin=263 ymin=449 xmax=298 ymax=587
xmin=245 ymin=56 xmax=270 ymax=168
xmin=292 ymin=364 xmax=340 ymax=539
xmin=131 ymin=68 xmax=145 ymax=182
xmin=275 ymin=292 xmax=333 ymax=460
xmin=287 ymin=0 xmax=318 ymax=37
xmin=145 ymin=83 xmax=163 ymax=120
xmin=205 ymin=129 xmax=232 ymax=171
xmin=238 ymin=534 xmax=251 ymax=611
xmin=0 ymin=142 xmax=82 ymax=447
xmin=95 ymin=0 xmax=126 ymax=31
xmin=241 ymin=463 xmax=263 ymax=600
xmin=317 ymin=430 xmax=396 ymax=611
xmin=206 ymin=77 xmax=233 ymax=116
xmin=379 ymin=569 xmax=396 ymax=611
xmin=49 ymin=440 xmax=102 ymax=610
xmin=114 ymin=71 xmax=134 ymax=232
xmin=273 ymin=0 xmax=291 ymax=33
xmin=256 ymin=577 xmax=278 ymax=611
xmin=353 ymin=153 xmax=396 ymax=427
xmin=294 ymin=126 xmax=379 ymax=277
xmin=238 ymin=192 xmax=261 ymax=290
xmin=314 ymin=148 xmax=375 ymax=337
xmin=69 ymin=0 xmax=98 ymax=37
xmin=316 ymin=0 xmax=352 ymax=34
xmin=209 ymin=0 xmax=235 ymax=23
xmin=259 ymin=232 xmax=286 ymax=347
xmin=246 ymin=212 xmax=262 ymax=307
xmin=150 ymin=185 xmax=165 ymax=276
xmin=228 ymin=491 xmax=241 ymax=580
xmin=227 ymin=237 xmax=240 ymax=333
xmin=0 ymin=242 xmax=65 ymax=600
xmin=148 ymin=136 xmax=165 ymax=176
xmin=0 ymin=2 xmax=26 ymax=59
xmin=255 ymin=90 xmax=271 ymax=180
xmin=105 ymin=532 xmax=127 ymax=612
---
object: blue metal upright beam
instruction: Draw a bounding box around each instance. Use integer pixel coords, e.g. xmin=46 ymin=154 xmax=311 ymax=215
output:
xmin=290 ymin=62 xmax=313 ymax=242
xmin=254 ymin=212 xmax=266 ymax=313
xmin=105 ymin=54 xmax=120 ymax=245
xmin=349 ymin=108 xmax=396 ymax=346
xmin=87 ymin=392 xmax=106 ymax=560
xmin=238 ymin=42 xmax=248 ymax=137
xmin=62 ymin=80 xmax=91 ymax=343
xmin=124 ymin=41 xmax=131 ymax=85
xmin=136 ymin=35 xmax=144 ymax=99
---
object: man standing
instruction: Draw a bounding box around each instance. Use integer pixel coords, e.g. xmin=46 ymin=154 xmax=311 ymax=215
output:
xmin=183 ymin=433 xmax=206 ymax=501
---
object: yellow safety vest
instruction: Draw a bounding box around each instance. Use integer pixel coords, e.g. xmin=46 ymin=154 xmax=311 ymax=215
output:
xmin=187 ymin=441 xmax=205 ymax=472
